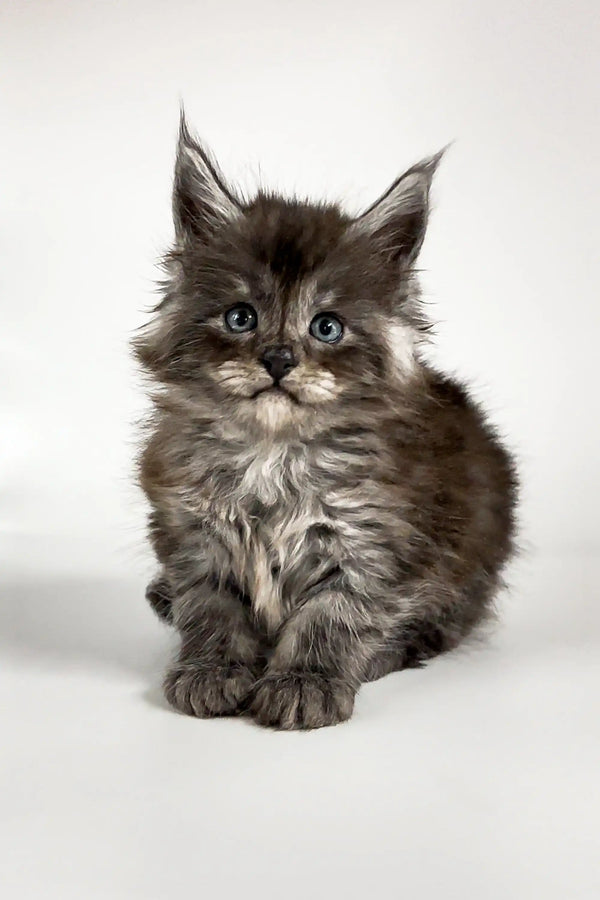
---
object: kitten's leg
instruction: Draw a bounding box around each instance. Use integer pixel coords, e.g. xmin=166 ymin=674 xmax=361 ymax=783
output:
xmin=364 ymin=574 xmax=497 ymax=680
xmin=251 ymin=581 xmax=394 ymax=730
xmin=145 ymin=573 xmax=174 ymax=624
xmin=145 ymin=512 xmax=178 ymax=624
xmin=362 ymin=620 xmax=447 ymax=680
xmin=164 ymin=580 xmax=263 ymax=718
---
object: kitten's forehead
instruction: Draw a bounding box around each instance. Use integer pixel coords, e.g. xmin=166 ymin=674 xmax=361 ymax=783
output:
xmin=227 ymin=197 xmax=352 ymax=321
xmin=247 ymin=273 xmax=336 ymax=323
xmin=244 ymin=195 xmax=349 ymax=285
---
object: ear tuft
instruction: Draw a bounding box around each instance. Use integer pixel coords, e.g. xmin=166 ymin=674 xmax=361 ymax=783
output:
xmin=173 ymin=109 xmax=240 ymax=243
xmin=354 ymin=146 xmax=448 ymax=263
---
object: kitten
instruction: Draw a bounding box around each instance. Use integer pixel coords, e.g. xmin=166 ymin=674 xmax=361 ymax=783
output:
xmin=135 ymin=114 xmax=518 ymax=730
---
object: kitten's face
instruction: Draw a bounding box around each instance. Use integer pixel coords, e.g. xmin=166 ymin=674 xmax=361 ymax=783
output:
xmin=136 ymin=117 xmax=441 ymax=434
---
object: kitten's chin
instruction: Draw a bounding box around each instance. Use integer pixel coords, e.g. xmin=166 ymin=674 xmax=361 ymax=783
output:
xmin=251 ymin=389 xmax=300 ymax=432
xmin=222 ymin=378 xmax=341 ymax=437
xmin=251 ymin=385 xmax=299 ymax=404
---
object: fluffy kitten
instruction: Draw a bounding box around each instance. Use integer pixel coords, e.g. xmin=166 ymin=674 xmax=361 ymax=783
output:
xmin=135 ymin=115 xmax=518 ymax=730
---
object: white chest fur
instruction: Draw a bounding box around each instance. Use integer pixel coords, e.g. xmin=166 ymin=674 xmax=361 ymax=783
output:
xmin=225 ymin=442 xmax=325 ymax=631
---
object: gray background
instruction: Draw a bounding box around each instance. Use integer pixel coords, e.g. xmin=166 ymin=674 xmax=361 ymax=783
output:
xmin=2 ymin=1 xmax=599 ymax=898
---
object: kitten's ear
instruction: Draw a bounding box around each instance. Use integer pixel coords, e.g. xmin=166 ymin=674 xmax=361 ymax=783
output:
xmin=353 ymin=149 xmax=446 ymax=264
xmin=173 ymin=111 xmax=240 ymax=243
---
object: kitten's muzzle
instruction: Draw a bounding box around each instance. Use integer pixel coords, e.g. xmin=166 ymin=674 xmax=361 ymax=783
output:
xmin=260 ymin=345 xmax=297 ymax=382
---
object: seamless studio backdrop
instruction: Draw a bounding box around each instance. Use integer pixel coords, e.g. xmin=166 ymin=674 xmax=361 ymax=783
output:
xmin=1 ymin=2 xmax=599 ymax=899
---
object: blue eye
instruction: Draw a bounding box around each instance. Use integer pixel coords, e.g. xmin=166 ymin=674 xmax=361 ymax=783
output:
xmin=225 ymin=304 xmax=257 ymax=333
xmin=310 ymin=313 xmax=343 ymax=343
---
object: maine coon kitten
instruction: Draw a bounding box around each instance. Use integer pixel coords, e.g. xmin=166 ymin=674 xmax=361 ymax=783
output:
xmin=135 ymin=115 xmax=518 ymax=730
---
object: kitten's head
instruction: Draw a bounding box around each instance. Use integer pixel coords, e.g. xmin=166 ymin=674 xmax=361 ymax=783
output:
xmin=136 ymin=114 xmax=442 ymax=434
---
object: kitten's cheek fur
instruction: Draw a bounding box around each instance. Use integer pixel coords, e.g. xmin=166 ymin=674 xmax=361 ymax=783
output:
xmin=164 ymin=661 xmax=257 ymax=717
xmin=284 ymin=364 xmax=342 ymax=405
xmin=213 ymin=360 xmax=272 ymax=399
xmin=250 ymin=672 xmax=355 ymax=730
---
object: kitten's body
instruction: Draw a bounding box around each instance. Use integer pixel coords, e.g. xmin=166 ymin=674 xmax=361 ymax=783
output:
xmin=136 ymin=117 xmax=517 ymax=729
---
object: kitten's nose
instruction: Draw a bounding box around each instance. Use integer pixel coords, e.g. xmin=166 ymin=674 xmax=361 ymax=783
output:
xmin=260 ymin=345 xmax=297 ymax=382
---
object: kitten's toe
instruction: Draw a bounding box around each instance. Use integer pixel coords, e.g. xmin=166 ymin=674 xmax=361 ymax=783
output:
xmin=164 ymin=662 xmax=256 ymax=717
xmin=251 ymin=672 xmax=355 ymax=730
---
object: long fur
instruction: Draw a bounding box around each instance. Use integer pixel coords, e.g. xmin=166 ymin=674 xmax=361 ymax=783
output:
xmin=134 ymin=115 xmax=518 ymax=729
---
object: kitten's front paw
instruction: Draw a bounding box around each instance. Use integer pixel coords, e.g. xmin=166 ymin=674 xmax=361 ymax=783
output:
xmin=251 ymin=672 xmax=355 ymax=730
xmin=164 ymin=662 xmax=256 ymax=717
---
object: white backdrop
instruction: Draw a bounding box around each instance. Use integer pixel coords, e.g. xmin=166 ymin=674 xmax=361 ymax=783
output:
xmin=2 ymin=2 xmax=599 ymax=899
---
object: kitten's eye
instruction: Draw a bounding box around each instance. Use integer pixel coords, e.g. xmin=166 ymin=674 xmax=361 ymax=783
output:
xmin=309 ymin=313 xmax=343 ymax=344
xmin=224 ymin=303 xmax=257 ymax=333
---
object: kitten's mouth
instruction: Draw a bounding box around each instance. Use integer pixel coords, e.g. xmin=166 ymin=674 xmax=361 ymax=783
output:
xmin=251 ymin=384 xmax=300 ymax=404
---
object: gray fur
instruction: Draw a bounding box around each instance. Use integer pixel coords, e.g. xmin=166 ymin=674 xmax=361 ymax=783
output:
xmin=134 ymin=116 xmax=518 ymax=729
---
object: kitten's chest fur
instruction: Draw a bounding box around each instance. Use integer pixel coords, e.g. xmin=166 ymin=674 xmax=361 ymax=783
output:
xmin=196 ymin=438 xmax=360 ymax=631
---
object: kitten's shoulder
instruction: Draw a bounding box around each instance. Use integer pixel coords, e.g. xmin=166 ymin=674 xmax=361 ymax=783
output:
xmin=398 ymin=364 xmax=510 ymax=458
xmin=412 ymin=365 xmax=517 ymax=485
xmin=420 ymin=365 xmax=476 ymax=412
